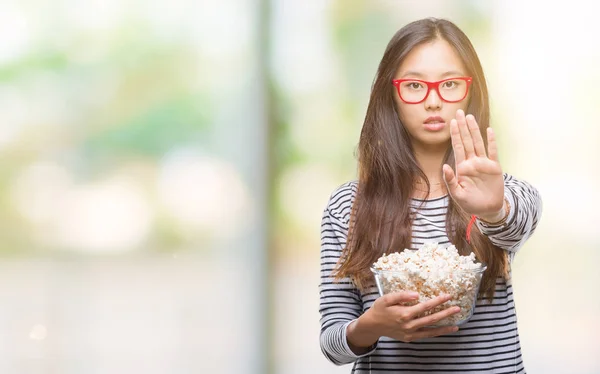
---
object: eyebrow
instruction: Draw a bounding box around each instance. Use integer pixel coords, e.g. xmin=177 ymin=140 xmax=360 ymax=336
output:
xmin=399 ymin=70 xmax=465 ymax=79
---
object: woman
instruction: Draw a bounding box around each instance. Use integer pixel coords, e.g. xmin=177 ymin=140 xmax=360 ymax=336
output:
xmin=319 ymin=18 xmax=542 ymax=373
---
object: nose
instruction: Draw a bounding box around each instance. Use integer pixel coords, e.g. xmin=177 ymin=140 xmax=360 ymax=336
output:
xmin=424 ymin=87 xmax=442 ymax=110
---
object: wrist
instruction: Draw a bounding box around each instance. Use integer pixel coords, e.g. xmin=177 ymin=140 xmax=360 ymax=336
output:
xmin=346 ymin=310 xmax=381 ymax=349
xmin=478 ymin=196 xmax=510 ymax=225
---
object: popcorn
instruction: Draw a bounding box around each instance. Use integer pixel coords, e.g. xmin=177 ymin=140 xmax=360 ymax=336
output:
xmin=371 ymin=242 xmax=486 ymax=326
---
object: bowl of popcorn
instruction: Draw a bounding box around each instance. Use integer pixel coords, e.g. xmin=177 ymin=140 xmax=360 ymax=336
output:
xmin=370 ymin=242 xmax=487 ymax=326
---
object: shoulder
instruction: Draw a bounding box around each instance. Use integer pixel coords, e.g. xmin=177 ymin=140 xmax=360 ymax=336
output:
xmin=503 ymin=173 xmax=541 ymax=195
xmin=502 ymin=172 xmax=543 ymax=215
xmin=503 ymin=172 xmax=532 ymax=185
xmin=325 ymin=180 xmax=358 ymax=225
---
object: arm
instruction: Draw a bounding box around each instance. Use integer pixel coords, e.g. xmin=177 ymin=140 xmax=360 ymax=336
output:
xmin=442 ymin=110 xmax=543 ymax=255
xmin=476 ymin=174 xmax=542 ymax=253
xmin=319 ymin=204 xmax=377 ymax=365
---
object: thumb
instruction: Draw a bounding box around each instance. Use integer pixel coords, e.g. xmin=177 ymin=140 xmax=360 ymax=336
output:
xmin=442 ymin=164 xmax=460 ymax=196
xmin=383 ymin=291 xmax=419 ymax=306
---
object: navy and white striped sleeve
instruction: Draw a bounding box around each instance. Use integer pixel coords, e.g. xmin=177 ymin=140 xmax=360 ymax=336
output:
xmin=476 ymin=173 xmax=542 ymax=253
xmin=318 ymin=185 xmax=376 ymax=365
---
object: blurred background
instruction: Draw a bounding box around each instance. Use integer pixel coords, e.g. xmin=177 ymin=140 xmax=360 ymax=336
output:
xmin=0 ymin=0 xmax=598 ymax=373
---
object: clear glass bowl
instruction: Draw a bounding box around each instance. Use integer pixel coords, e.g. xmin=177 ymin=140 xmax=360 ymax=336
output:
xmin=370 ymin=264 xmax=487 ymax=326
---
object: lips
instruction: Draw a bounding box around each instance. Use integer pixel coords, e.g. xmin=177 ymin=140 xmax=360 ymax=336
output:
xmin=423 ymin=116 xmax=446 ymax=131
xmin=424 ymin=116 xmax=445 ymax=124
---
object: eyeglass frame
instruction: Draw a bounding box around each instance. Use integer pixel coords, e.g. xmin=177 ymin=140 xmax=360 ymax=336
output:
xmin=392 ymin=76 xmax=473 ymax=104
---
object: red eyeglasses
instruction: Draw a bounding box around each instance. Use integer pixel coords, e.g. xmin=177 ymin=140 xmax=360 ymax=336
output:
xmin=392 ymin=77 xmax=473 ymax=104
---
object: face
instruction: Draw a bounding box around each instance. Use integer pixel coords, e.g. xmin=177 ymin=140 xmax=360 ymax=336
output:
xmin=393 ymin=39 xmax=470 ymax=153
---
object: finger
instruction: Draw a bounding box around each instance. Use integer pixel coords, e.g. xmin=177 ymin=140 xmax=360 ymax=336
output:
xmin=405 ymin=294 xmax=452 ymax=319
xmin=466 ymin=114 xmax=486 ymax=157
xmin=442 ymin=164 xmax=461 ymax=198
xmin=449 ymin=119 xmax=465 ymax=164
xmin=408 ymin=325 xmax=459 ymax=341
xmin=487 ymin=127 xmax=499 ymax=162
xmin=406 ymin=306 xmax=461 ymax=331
xmin=382 ymin=291 xmax=419 ymax=307
xmin=456 ymin=109 xmax=475 ymax=158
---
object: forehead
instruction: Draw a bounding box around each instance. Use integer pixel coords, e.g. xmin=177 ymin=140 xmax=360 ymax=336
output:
xmin=395 ymin=39 xmax=467 ymax=79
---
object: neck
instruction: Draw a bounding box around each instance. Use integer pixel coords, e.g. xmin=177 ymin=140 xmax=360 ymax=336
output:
xmin=413 ymin=145 xmax=448 ymax=184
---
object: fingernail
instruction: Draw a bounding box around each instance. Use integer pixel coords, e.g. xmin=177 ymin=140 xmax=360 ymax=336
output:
xmin=452 ymin=326 xmax=459 ymax=332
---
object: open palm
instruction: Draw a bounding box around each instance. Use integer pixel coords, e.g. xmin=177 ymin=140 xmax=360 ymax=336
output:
xmin=442 ymin=110 xmax=504 ymax=219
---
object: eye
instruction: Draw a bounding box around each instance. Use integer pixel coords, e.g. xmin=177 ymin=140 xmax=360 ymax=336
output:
xmin=442 ymin=80 xmax=458 ymax=89
xmin=404 ymin=82 xmax=423 ymax=90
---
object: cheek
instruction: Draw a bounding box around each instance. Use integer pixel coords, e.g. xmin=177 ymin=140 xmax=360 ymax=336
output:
xmin=395 ymin=101 xmax=417 ymax=124
xmin=392 ymin=95 xmax=403 ymax=118
xmin=446 ymin=102 xmax=469 ymax=118
xmin=460 ymin=94 xmax=471 ymax=112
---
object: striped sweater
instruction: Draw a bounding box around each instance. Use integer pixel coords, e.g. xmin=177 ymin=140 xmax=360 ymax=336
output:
xmin=319 ymin=174 xmax=542 ymax=373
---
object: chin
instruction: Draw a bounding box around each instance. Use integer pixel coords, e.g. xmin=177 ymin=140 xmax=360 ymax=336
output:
xmin=412 ymin=136 xmax=451 ymax=152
